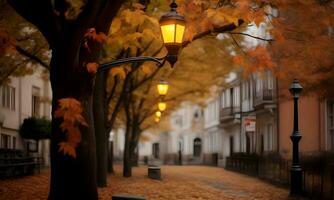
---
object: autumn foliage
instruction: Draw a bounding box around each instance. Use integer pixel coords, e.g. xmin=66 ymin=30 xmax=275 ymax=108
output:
xmin=2 ymin=0 xmax=334 ymax=197
xmin=54 ymin=98 xmax=88 ymax=158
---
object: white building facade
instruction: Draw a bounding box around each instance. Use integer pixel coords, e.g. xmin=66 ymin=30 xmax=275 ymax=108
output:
xmin=202 ymin=98 xmax=222 ymax=165
xmin=0 ymin=67 xmax=52 ymax=166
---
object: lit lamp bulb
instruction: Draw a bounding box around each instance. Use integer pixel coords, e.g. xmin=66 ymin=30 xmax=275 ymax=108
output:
xmin=159 ymin=0 xmax=185 ymax=58
xmin=155 ymin=111 xmax=162 ymax=118
xmin=155 ymin=117 xmax=160 ymax=123
xmin=158 ymin=102 xmax=167 ymax=112
xmin=157 ymin=80 xmax=169 ymax=96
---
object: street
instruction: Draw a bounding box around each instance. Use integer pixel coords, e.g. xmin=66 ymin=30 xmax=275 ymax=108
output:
xmin=0 ymin=165 xmax=307 ymax=200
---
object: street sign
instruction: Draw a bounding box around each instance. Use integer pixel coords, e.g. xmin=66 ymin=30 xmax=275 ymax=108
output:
xmin=245 ymin=118 xmax=256 ymax=132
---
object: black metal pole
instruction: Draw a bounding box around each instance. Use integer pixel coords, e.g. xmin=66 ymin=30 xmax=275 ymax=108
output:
xmin=98 ymin=56 xmax=166 ymax=72
xmin=290 ymin=79 xmax=303 ymax=196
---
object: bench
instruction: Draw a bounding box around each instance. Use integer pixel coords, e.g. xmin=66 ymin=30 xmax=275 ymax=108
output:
xmin=112 ymin=194 xmax=146 ymax=200
xmin=148 ymin=166 xmax=161 ymax=180
xmin=0 ymin=156 xmax=37 ymax=179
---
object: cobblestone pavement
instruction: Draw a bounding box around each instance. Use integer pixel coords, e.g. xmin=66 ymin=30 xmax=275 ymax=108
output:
xmin=0 ymin=165 xmax=307 ymax=200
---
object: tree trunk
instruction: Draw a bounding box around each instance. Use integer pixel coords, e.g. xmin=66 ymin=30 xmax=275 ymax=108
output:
xmin=93 ymin=71 xmax=108 ymax=187
xmin=130 ymin=141 xmax=138 ymax=167
xmin=107 ymin=141 xmax=114 ymax=173
xmin=48 ymin=44 xmax=98 ymax=200
xmin=129 ymin=121 xmax=141 ymax=168
xmin=123 ymin=126 xmax=132 ymax=177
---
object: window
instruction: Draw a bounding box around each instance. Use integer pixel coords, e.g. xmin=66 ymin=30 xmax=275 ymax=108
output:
xmin=246 ymin=133 xmax=251 ymax=154
xmin=229 ymin=136 xmax=234 ymax=156
xmin=234 ymin=86 xmax=240 ymax=107
xmin=267 ymin=72 xmax=274 ymax=90
xmin=193 ymin=138 xmax=202 ymax=157
xmin=230 ymin=88 xmax=234 ymax=107
xmin=224 ymin=90 xmax=230 ymax=108
xmin=220 ymin=92 xmax=224 ymax=108
xmin=327 ymin=101 xmax=334 ymax=151
xmin=256 ymin=75 xmax=262 ymax=97
xmin=246 ymin=132 xmax=255 ymax=153
xmin=267 ymin=123 xmax=273 ymax=151
xmin=260 ymin=134 xmax=264 ymax=154
xmin=152 ymin=143 xmax=160 ymax=159
xmin=1 ymin=85 xmax=15 ymax=110
xmin=1 ymin=134 xmax=11 ymax=149
xmin=32 ymin=86 xmax=41 ymax=117
xmin=12 ymin=137 xmax=16 ymax=150
xmin=243 ymin=81 xmax=250 ymax=100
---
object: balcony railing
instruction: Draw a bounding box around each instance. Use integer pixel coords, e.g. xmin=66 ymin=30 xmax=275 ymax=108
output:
xmin=253 ymin=88 xmax=275 ymax=108
xmin=220 ymin=106 xmax=240 ymax=121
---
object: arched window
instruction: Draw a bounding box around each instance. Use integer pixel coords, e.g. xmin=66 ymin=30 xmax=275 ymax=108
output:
xmin=193 ymin=138 xmax=202 ymax=157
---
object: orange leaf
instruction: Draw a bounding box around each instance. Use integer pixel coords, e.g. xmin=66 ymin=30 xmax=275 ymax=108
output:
xmin=86 ymin=62 xmax=98 ymax=73
xmin=141 ymin=65 xmax=152 ymax=74
xmin=58 ymin=142 xmax=77 ymax=158
xmin=55 ymin=97 xmax=88 ymax=158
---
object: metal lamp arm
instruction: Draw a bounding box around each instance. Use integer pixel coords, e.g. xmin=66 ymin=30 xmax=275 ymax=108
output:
xmin=98 ymin=55 xmax=168 ymax=72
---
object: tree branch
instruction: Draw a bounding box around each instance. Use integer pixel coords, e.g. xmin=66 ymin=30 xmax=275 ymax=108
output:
xmin=15 ymin=45 xmax=50 ymax=70
xmin=228 ymin=31 xmax=274 ymax=42
xmin=106 ymin=76 xmax=119 ymax=104
xmin=182 ymin=20 xmax=244 ymax=47
xmin=8 ymin=0 xmax=60 ymax=48
xmin=229 ymin=34 xmax=246 ymax=55
xmin=0 ymin=60 xmax=28 ymax=85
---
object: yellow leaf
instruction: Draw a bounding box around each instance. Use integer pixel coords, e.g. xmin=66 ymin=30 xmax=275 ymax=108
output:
xmin=110 ymin=67 xmax=126 ymax=79
xmin=111 ymin=18 xmax=122 ymax=34
xmin=133 ymin=3 xmax=145 ymax=10
xmin=141 ymin=64 xmax=152 ymax=74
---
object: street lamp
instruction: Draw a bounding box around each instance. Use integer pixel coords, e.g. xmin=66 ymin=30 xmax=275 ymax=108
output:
xmin=98 ymin=0 xmax=185 ymax=72
xmin=157 ymin=80 xmax=169 ymax=96
xmin=158 ymin=102 xmax=167 ymax=112
xmin=159 ymin=0 xmax=185 ymax=65
xmin=155 ymin=111 xmax=162 ymax=118
xmin=289 ymin=79 xmax=303 ymax=196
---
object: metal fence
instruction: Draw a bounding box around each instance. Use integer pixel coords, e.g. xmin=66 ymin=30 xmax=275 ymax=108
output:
xmin=226 ymin=152 xmax=334 ymax=200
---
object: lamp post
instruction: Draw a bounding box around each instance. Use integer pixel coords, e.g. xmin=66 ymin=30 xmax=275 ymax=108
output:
xmin=98 ymin=0 xmax=185 ymax=72
xmin=289 ymin=79 xmax=303 ymax=196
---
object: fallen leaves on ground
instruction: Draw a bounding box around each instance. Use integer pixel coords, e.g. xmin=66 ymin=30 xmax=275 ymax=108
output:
xmin=0 ymin=165 xmax=308 ymax=200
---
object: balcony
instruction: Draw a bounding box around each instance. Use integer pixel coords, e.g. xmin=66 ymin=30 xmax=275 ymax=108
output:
xmin=220 ymin=106 xmax=240 ymax=123
xmin=253 ymin=88 xmax=276 ymax=109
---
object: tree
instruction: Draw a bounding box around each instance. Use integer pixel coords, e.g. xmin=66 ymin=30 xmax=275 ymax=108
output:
xmin=7 ymin=0 xmax=123 ymax=199
xmin=268 ymin=0 xmax=334 ymax=97
xmin=96 ymin=0 xmax=257 ymax=178
xmin=20 ymin=117 xmax=51 ymax=140
xmin=104 ymin=7 xmax=242 ymax=177
xmin=20 ymin=117 xmax=51 ymax=152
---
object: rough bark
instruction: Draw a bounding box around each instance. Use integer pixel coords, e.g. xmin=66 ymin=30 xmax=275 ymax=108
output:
xmin=123 ymin=91 xmax=133 ymax=177
xmin=49 ymin=47 xmax=98 ymax=199
xmin=129 ymin=119 xmax=141 ymax=167
xmin=123 ymin=122 xmax=132 ymax=177
xmin=93 ymin=71 xmax=108 ymax=187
